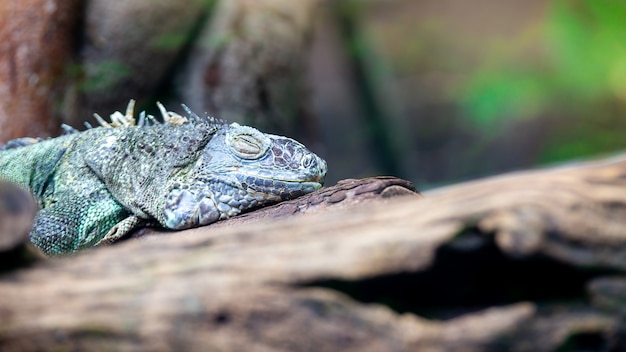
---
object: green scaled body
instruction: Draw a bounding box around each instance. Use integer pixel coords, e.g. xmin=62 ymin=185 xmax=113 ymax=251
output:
xmin=0 ymin=131 xmax=133 ymax=254
xmin=0 ymin=102 xmax=327 ymax=255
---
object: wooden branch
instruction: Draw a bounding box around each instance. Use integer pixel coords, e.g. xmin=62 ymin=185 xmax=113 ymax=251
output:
xmin=4 ymin=156 xmax=626 ymax=350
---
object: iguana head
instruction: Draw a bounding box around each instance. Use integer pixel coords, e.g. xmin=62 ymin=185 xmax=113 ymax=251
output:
xmin=161 ymin=121 xmax=327 ymax=230
xmin=86 ymin=101 xmax=327 ymax=230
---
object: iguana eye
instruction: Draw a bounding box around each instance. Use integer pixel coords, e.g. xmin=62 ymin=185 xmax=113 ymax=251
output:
xmin=227 ymin=123 xmax=270 ymax=160
xmin=231 ymin=134 xmax=263 ymax=158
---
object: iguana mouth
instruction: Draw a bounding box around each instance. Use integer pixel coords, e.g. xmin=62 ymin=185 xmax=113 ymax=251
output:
xmin=234 ymin=153 xmax=327 ymax=197
xmin=235 ymin=175 xmax=323 ymax=200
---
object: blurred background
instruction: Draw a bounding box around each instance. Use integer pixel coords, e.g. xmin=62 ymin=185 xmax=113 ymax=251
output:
xmin=1 ymin=0 xmax=625 ymax=189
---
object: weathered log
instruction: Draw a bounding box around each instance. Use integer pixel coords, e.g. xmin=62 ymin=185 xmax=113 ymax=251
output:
xmin=3 ymin=156 xmax=626 ymax=350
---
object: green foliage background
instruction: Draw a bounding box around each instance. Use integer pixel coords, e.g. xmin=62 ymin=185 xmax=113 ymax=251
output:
xmin=462 ymin=0 xmax=626 ymax=163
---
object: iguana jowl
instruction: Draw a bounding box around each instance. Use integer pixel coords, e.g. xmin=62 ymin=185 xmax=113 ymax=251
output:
xmin=0 ymin=101 xmax=327 ymax=255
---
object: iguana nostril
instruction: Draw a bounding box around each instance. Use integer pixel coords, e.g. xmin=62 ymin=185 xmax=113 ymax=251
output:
xmin=301 ymin=154 xmax=313 ymax=168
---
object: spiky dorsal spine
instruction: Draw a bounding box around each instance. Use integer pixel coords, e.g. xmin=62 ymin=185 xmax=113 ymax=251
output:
xmin=91 ymin=99 xmax=228 ymax=130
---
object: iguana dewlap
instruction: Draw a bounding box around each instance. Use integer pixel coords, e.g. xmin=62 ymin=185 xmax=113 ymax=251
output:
xmin=0 ymin=101 xmax=327 ymax=255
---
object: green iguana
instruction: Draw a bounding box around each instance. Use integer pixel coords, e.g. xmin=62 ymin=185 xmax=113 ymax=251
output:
xmin=0 ymin=101 xmax=327 ymax=255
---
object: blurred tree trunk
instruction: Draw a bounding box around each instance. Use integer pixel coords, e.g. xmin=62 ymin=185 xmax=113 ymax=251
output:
xmin=180 ymin=0 xmax=322 ymax=145
xmin=68 ymin=0 xmax=209 ymax=127
xmin=0 ymin=0 xmax=81 ymax=143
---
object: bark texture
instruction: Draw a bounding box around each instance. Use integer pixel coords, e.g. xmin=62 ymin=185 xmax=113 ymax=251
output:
xmin=3 ymin=157 xmax=626 ymax=350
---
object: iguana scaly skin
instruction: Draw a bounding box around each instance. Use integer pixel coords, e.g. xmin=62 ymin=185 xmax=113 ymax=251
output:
xmin=0 ymin=101 xmax=327 ymax=255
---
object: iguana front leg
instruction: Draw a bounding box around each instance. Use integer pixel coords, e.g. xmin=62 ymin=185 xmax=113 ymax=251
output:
xmin=29 ymin=192 xmax=140 ymax=255
xmin=95 ymin=215 xmax=143 ymax=246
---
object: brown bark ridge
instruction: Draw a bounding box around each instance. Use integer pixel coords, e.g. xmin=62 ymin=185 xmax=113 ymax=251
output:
xmin=0 ymin=0 xmax=81 ymax=143
xmin=181 ymin=0 xmax=322 ymax=145
xmin=4 ymin=156 xmax=626 ymax=350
